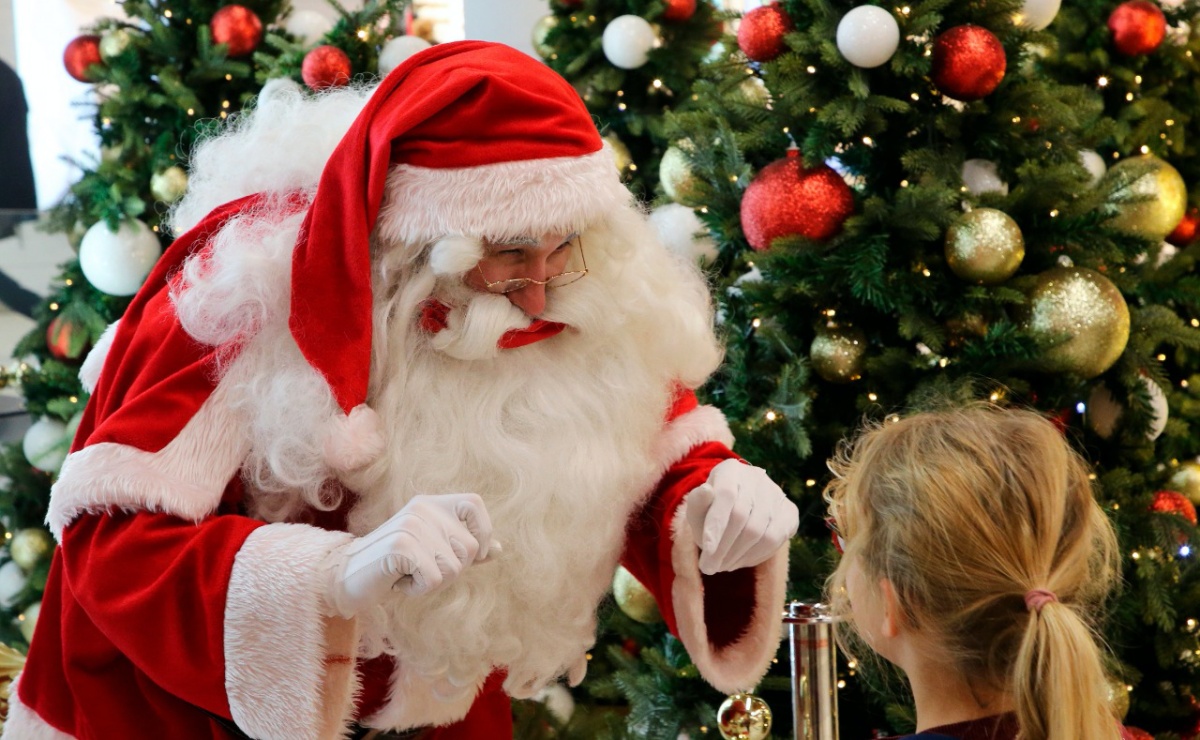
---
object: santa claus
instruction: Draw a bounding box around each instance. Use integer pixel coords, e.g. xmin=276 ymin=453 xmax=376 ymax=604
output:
xmin=8 ymin=42 xmax=796 ymax=739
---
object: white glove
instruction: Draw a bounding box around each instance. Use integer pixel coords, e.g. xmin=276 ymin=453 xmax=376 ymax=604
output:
xmin=685 ymin=459 xmax=798 ymax=576
xmin=325 ymin=493 xmax=495 ymax=618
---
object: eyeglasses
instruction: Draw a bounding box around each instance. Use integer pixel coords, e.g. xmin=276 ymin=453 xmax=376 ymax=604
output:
xmin=477 ymin=237 xmax=589 ymax=294
xmin=825 ymin=516 xmax=846 ymax=555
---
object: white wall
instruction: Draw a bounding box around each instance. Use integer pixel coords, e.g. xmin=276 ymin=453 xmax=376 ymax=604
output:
xmin=463 ymin=0 xmax=547 ymax=57
xmin=0 ymin=0 xmax=14 ymax=68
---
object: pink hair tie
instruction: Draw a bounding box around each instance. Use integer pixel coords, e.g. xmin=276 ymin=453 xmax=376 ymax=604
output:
xmin=1025 ymin=589 xmax=1058 ymax=613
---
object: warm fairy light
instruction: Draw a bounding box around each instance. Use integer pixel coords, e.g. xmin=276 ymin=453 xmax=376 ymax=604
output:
xmin=69 ymin=396 xmax=78 ymax=404
xmin=911 ymin=92 xmax=920 ymax=101
xmin=1191 ymin=318 xmax=1199 ymax=327
xmin=699 ymin=206 xmax=708 ymax=213
xmin=765 ymin=410 xmax=778 ymax=421
xmin=1126 ymin=93 xmax=1135 ymax=102
xmin=900 ymin=5 xmax=911 ymax=14
xmin=824 ymin=308 xmax=836 ymax=317
xmin=752 ymin=318 xmax=763 ymax=328
xmin=225 ymin=74 xmax=232 ymax=81
xmin=1076 ymin=402 xmax=1086 ymax=414
xmin=1088 ymin=473 xmax=1097 ymax=480
xmin=1012 ymin=116 xmax=1021 ymax=124
xmin=1167 ymin=119 xmax=1176 ymax=126
xmin=888 ymin=414 xmax=901 ymax=423
xmin=102 ymin=118 xmax=111 ymax=126
xmin=900 ymin=179 xmax=909 ymax=187
xmin=807 ymin=66 xmax=817 ymax=74
xmin=1112 ymin=151 xmax=1120 ymax=159
xmin=729 ymin=174 xmax=738 ymax=182
xmin=922 ymin=267 xmax=931 ymax=277
xmin=164 ymin=9 xmax=172 ymax=17
xmin=628 ymin=163 xmax=637 ymax=171
xmin=938 ymin=357 xmax=949 ymax=367
xmin=868 ymin=393 xmax=878 ymax=402
xmin=1158 ymin=353 xmax=1167 ymax=361
xmin=1132 ymin=551 xmax=1141 ymax=560
xmin=1189 ymin=619 xmax=1197 ymax=630
xmin=64 ymin=279 xmax=73 ymax=286
xmin=1049 ymin=209 xmax=1060 ymax=218
xmin=1134 ymin=75 xmax=1143 ymax=84
xmin=691 ymin=94 xmax=699 ymax=101
xmin=357 ymin=28 xmax=369 ymax=40
xmin=152 ymin=225 xmax=160 ymax=232
xmin=187 ymin=108 xmax=195 ymax=116
xmin=1140 ymin=145 xmax=1150 ymax=153
xmin=222 ymin=100 xmax=230 ymax=109
xmin=837 ymin=680 xmax=847 ymax=689
xmin=782 ymin=126 xmax=790 ymax=134
xmin=616 ymin=89 xmax=624 ymax=97
xmin=1183 ymin=380 xmax=1190 ymax=388
xmin=49 ymin=303 xmax=59 ymax=311
xmin=990 ymin=392 xmax=1001 ymax=402
xmin=652 ymin=79 xmax=663 ymax=89
xmin=806 ymin=479 xmax=817 ymax=487
xmin=618 ymin=103 xmax=627 ymax=111
xmin=1097 ymin=76 xmax=1109 ymax=87
xmin=862 ymin=136 xmax=874 ymax=146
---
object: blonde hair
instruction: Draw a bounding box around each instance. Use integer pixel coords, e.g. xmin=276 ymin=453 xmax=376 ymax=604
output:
xmin=824 ymin=405 xmax=1121 ymax=740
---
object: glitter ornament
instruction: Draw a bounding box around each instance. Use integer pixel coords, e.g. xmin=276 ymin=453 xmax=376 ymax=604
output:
xmin=1106 ymin=675 xmax=1131 ymax=721
xmin=716 ymin=693 xmax=772 ymax=740
xmin=602 ymin=15 xmax=659 ymax=70
xmin=613 ymin=565 xmax=661 ymax=624
xmin=740 ymin=150 xmax=855 ymax=251
xmin=46 ymin=314 xmax=89 ymax=362
xmin=738 ymin=3 xmax=793 ymax=63
xmin=1017 ymin=0 xmax=1062 ymax=30
xmin=99 ymin=28 xmax=134 ymax=60
xmin=650 ymin=203 xmax=719 ymax=264
xmin=660 ymin=144 xmax=704 ymax=206
xmin=63 ymin=35 xmax=103 ymax=82
xmin=211 ymin=5 xmax=263 ymax=57
xmin=662 ymin=0 xmax=698 ymax=22
xmin=811 ymin=323 xmax=867 ymax=383
xmin=379 ymin=35 xmax=432 ymax=76
xmin=1078 ymin=149 xmax=1107 ymax=187
xmin=1103 ymin=154 xmax=1187 ymax=242
xmin=944 ymin=208 xmax=1024 ymax=285
xmin=9 ymin=529 xmax=53 ymax=572
xmin=836 ymin=6 xmax=901 ymax=69
xmin=931 ymin=25 xmax=1006 ymax=101
xmin=284 ymin=9 xmax=335 ymax=47
xmin=532 ymin=14 xmax=558 ymax=58
xmin=1108 ymin=0 xmax=1166 ymax=56
xmin=302 ymin=45 xmax=352 ymax=90
xmin=1024 ymin=267 xmax=1130 ymax=379
xmin=1168 ymin=207 xmax=1199 ymax=246
xmin=19 ymin=601 xmax=40 ymax=643
xmin=961 ymin=159 xmax=1008 ymax=196
xmin=1087 ymin=375 xmax=1168 ymax=440
xmin=1152 ymin=490 xmax=1197 ymax=525
xmin=1171 ymin=462 xmax=1200 ymax=504
xmin=150 ymin=165 xmax=188 ymax=203
xmin=22 ymin=418 xmax=69 ymax=474
xmin=79 ymin=219 xmax=162 ymax=297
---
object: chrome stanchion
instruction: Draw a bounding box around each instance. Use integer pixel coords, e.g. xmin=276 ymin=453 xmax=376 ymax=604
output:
xmin=784 ymin=601 xmax=839 ymax=740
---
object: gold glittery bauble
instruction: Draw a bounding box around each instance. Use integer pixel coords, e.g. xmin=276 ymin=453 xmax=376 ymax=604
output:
xmin=945 ymin=208 xmax=1025 ymax=285
xmin=532 ymin=14 xmax=558 ymax=57
xmin=1170 ymin=461 xmax=1200 ymax=505
xmin=1106 ymin=675 xmax=1131 ymax=721
xmin=9 ymin=529 xmax=53 ymax=572
xmin=18 ymin=601 xmax=39 ymax=644
xmin=604 ymin=133 xmax=633 ymax=174
xmin=660 ymin=144 xmax=703 ymax=207
xmin=150 ymin=166 xmax=188 ymax=203
xmin=612 ymin=565 xmax=661 ymax=624
xmin=811 ymin=324 xmax=867 ymax=383
xmin=717 ymin=693 xmax=773 ymax=740
xmin=1025 ymin=267 xmax=1129 ymax=379
xmin=1103 ymin=154 xmax=1187 ymax=242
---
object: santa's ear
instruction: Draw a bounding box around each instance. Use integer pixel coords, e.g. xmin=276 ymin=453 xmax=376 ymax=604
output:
xmin=429 ymin=235 xmax=483 ymax=276
xmin=879 ymin=578 xmax=906 ymax=639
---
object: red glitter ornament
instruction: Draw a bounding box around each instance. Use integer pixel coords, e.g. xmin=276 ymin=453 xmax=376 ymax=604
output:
xmin=302 ymin=45 xmax=353 ymax=90
xmin=931 ymin=25 xmax=1006 ymax=102
xmin=63 ymin=35 xmax=103 ymax=83
xmin=1168 ymin=207 xmax=1199 ymax=246
xmin=738 ymin=3 xmax=793 ymax=63
xmin=740 ymin=149 xmax=855 ymax=251
xmin=211 ymin=5 xmax=263 ymax=57
xmin=1108 ymin=0 xmax=1166 ymax=56
xmin=1152 ymin=490 xmax=1198 ymax=526
xmin=46 ymin=315 xmax=89 ymax=362
xmin=663 ymin=0 xmax=698 ymax=22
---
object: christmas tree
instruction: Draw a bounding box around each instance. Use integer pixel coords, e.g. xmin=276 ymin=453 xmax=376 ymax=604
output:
xmin=0 ymin=0 xmax=416 ymax=657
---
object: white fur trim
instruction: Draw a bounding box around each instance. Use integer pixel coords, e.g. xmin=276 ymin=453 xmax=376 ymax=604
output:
xmin=428 ymin=235 xmax=484 ymax=276
xmin=323 ymin=404 xmax=385 ymax=473
xmin=669 ymin=490 xmax=788 ymax=694
xmin=46 ymin=376 xmax=250 ymax=539
xmin=225 ymin=524 xmax=359 ymax=740
xmin=652 ymin=405 xmax=736 ymax=474
xmin=2 ymin=675 xmax=77 ymax=739
xmin=363 ymin=662 xmax=485 ymax=731
xmin=375 ymin=146 xmax=630 ymax=246
xmin=78 ymin=320 xmax=120 ymax=394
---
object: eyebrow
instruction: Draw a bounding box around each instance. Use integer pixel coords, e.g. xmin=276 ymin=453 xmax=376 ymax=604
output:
xmin=488 ymin=232 xmax=580 ymax=250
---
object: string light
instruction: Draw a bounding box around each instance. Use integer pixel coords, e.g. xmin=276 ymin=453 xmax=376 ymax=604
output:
xmin=628 ymin=163 xmax=637 ymax=171
xmin=1076 ymin=402 xmax=1086 ymax=414
xmin=751 ymin=318 xmax=763 ymax=328
xmin=868 ymin=393 xmax=878 ymax=402
xmin=225 ymin=74 xmax=232 ymax=81
xmin=910 ymin=92 xmax=920 ymax=101
xmin=1097 ymin=76 xmax=1109 ymax=87
xmin=807 ymin=66 xmax=817 ymax=74
xmin=1132 ymin=550 xmax=1141 ymax=560
xmin=1140 ymin=145 xmax=1150 ymax=153
xmin=617 ymin=103 xmax=627 ymax=111
xmin=1050 ymin=209 xmax=1059 ymax=218
xmin=616 ymin=89 xmax=624 ymax=97
xmin=64 ymin=279 xmax=73 ymax=286
xmin=765 ymin=410 xmax=778 ymax=421
xmin=1126 ymin=93 xmax=1135 ymax=102
xmin=806 ymin=479 xmax=817 ymax=487
xmin=221 ymin=100 xmax=230 ymax=109
xmin=1158 ymin=353 xmax=1167 ymax=361
xmin=69 ymin=396 xmax=78 ymax=404
xmin=1134 ymin=75 xmax=1143 ymax=84
xmin=1183 ymin=380 xmax=1190 ymax=389
xmin=862 ymin=136 xmax=874 ymax=146
xmin=1012 ymin=116 xmax=1021 ymax=124
xmin=48 ymin=303 xmax=59 ymax=311
xmin=900 ymin=5 xmax=911 ymax=14
xmin=652 ymin=79 xmax=662 ymax=89
xmin=187 ymin=108 xmax=195 ymax=116
xmin=164 ymin=9 xmax=172 ymax=17
xmin=1167 ymin=119 xmax=1176 ymax=126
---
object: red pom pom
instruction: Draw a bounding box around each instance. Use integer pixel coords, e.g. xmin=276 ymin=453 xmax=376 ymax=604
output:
xmin=662 ymin=0 xmax=698 ymax=22
xmin=740 ymin=150 xmax=855 ymax=251
xmin=1168 ymin=207 xmax=1199 ymax=247
xmin=1152 ymin=490 xmax=1198 ymax=526
xmin=738 ymin=3 xmax=793 ymax=62
xmin=1108 ymin=0 xmax=1166 ymax=56
xmin=46 ymin=315 xmax=90 ymax=362
xmin=931 ymin=25 xmax=1006 ymax=101
xmin=211 ymin=5 xmax=263 ymax=57
xmin=302 ymin=45 xmax=353 ymax=90
xmin=63 ymin=35 xmax=102 ymax=83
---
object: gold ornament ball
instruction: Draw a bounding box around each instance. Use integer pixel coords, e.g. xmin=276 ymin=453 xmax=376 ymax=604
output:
xmin=612 ymin=565 xmax=661 ymax=624
xmin=660 ymin=144 xmax=703 ymax=207
xmin=99 ymin=28 xmax=133 ymax=60
xmin=150 ymin=166 xmax=189 ymax=203
xmin=604 ymin=133 xmax=633 ymax=174
xmin=1103 ymin=154 xmax=1187 ymax=242
xmin=18 ymin=601 xmax=40 ymax=644
xmin=1024 ymin=267 xmax=1130 ymax=379
xmin=717 ymin=693 xmax=773 ymax=740
xmin=945 ymin=208 xmax=1025 ymax=285
xmin=1105 ymin=675 xmax=1131 ymax=721
xmin=9 ymin=529 xmax=54 ymax=572
xmin=1170 ymin=461 xmax=1200 ymax=505
xmin=811 ymin=324 xmax=867 ymax=384
xmin=532 ymin=14 xmax=558 ymax=57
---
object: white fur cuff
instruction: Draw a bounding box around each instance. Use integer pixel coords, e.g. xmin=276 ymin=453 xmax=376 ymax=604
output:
xmin=652 ymin=405 xmax=736 ymax=475
xmin=2 ymin=676 xmax=76 ymax=739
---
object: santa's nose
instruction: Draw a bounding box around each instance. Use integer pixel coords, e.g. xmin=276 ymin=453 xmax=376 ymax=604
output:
xmin=506 ymin=281 xmax=547 ymax=317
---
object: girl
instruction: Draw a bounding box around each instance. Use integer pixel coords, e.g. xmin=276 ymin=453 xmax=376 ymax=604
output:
xmin=824 ymin=405 xmax=1131 ymax=740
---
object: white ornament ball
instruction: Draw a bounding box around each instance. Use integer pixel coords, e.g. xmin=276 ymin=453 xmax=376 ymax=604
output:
xmin=100 ymin=28 xmax=133 ymax=60
xmin=79 ymin=219 xmax=162 ymax=297
xmin=1079 ymin=150 xmax=1107 ymax=187
xmin=0 ymin=561 xmax=26 ymax=608
xmin=650 ymin=204 xmax=718 ymax=264
xmin=22 ymin=417 xmax=68 ymax=474
xmin=284 ymin=9 xmax=336 ymax=47
xmin=602 ymin=15 xmax=659 ymax=70
xmin=379 ymin=35 xmax=433 ymax=77
xmin=1017 ymin=0 xmax=1062 ymax=30
xmin=1087 ymin=375 xmax=1168 ymax=441
xmin=534 ymin=684 xmax=576 ymax=724
xmin=150 ymin=165 xmax=188 ymax=203
xmin=19 ymin=601 xmax=40 ymax=643
xmin=961 ymin=159 xmax=1009 ymax=196
xmin=836 ymin=6 xmax=901 ymax=68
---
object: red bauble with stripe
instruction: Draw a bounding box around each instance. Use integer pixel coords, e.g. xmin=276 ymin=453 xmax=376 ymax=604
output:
xmin=63 ymin=35 xmax=102 ymax=82
xmin=931 ymin=25 xmax=1006 ymax=101
xmin=302 ymin=45 xmax=353 ymax=90
xmin=211 ymin=5 xmax=263 ymax=57
xmin=740 ymin=149 xmax=855 ymax=251
xmin=1108 ymin=0 xmax=1166 ymax=56
xmin=738 ymin=3 xmax=793 ymax=62
xmin=1151 ymin=489 xmax=1198 ymax=526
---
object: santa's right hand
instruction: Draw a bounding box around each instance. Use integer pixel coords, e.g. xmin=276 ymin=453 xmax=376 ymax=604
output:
xmin=323 ymin=493 xmax=494 ymax=618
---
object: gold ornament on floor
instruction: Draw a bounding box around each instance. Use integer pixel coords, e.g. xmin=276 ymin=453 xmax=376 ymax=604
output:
xmin=1103 ymin=154 xmax=1187 ymax=242
xmin=811 ymin=324 xmax=866 ymax=383
xmin=1170 ymin=461 xmax=1200 ymax=505
xmin=717 ymin=692 xmax=772 ymax=740
xmin=1106 ymin=674 xmax=1131 ymax=721
xmin=945 ymin=208 xmax=1025 ymax=285
xmin=9 ymin=528 xmax=54 ymax=572
xmin=1024 ymin=267 xmax=1129 ymax=379
xmin=660 ymin=143 xmax=703 ymax=207
xmin=612 ymin=565 xmax=661 ymax=624
xmin=532 ymin=14 xmax=558 ymax=58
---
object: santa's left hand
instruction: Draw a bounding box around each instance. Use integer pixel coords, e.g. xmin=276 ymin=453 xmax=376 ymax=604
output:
xmin=685 ymin=459 xmax=799 ymax=575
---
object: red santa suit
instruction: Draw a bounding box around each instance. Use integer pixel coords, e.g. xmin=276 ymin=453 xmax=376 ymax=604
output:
xmin=7 ymin=42 xmax=788 ymax=740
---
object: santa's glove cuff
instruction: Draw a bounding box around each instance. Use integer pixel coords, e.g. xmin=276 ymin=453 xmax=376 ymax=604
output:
xmin=685 ymin=459 xmax=798 ymax=575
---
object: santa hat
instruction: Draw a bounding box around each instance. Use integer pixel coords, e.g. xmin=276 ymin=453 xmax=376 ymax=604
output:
xmin=290 ymin=40 xmax=630 ymax=418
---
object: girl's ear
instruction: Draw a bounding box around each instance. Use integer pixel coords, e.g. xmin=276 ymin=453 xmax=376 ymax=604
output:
xmin=879 ymin=578 xmax=906 ymax=639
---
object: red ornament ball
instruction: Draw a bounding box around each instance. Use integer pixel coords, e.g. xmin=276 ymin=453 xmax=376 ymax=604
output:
xmin=931 ymin=25 xmax=1007 ymax=102
xmin=63 ymin=35 xmax=103 ymax=83
xmin=302 ymin=45 xmax=353 ymax=90
xmin=1124 ymin=729 xmax=1154 ymax=740
xmin=738 ymin=3 xmax=793 ymax=62
xmin=1108 ymin=0 xmax=1166 ymax=56
xmin=663 ymin=0 xmax=698 ymax=22
xmin=1168 ymin=207 xmax=1199 ymax=247
xmin=740 ymin=150 xmax=855 ymax=251
xmin=1152 ymin=490 xmax=1198 ymax=526
xmin=211 ymin=4 xmax=264 ymax=57
xmin=46 ymin=315 xmax=89 ymax=362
